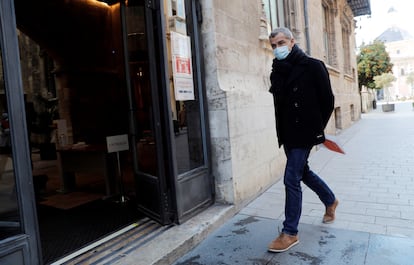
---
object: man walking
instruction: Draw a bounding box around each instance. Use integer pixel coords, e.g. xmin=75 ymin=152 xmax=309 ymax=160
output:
xmin=267 ymin=27 xmax=338 ymax=253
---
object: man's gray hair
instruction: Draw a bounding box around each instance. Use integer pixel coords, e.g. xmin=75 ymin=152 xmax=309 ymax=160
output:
xmin=269 ymin=27 xmax=293 ymax=39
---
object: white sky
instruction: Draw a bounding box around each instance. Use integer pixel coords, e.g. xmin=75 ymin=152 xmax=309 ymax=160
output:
xmin=355 ymin=0 xmax=414 ymax=47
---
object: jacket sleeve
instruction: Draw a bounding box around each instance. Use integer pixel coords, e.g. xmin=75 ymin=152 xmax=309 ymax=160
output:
xmin=316 ymin=60 xmax=334 ymax=129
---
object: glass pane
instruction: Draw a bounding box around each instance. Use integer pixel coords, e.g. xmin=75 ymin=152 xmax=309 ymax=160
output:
xmin=270 ymin=0 xmax=277 ymax=29
xmin=125 ymin=4 xmax=158 ymax=176
xmin=276 ymin=0 xmax=285 ymax=27
xmin=0 ymin=47 xmax=21 ymax=240
xmin=263 ymin=0 xmax=271 ymax=26
xmin=167 ymin=0 xmax=204 ymax=174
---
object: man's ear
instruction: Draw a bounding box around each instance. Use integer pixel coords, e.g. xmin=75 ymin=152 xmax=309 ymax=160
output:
xmin=288 ymin=38 xmax=295 ymax=49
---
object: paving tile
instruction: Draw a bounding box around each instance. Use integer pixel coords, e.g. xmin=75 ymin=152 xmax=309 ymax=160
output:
xmin=386 ymin=226 xmax=414 ymax=238
xmin=375 ymin=216 xmax=414 ymax=228
xmin=365 ymin=234 xmax=414 ymax=265
xmin=347 ymin=222 xmax=387 ymax=235
xmin=366 ymin=208 xmax=401 ymax=218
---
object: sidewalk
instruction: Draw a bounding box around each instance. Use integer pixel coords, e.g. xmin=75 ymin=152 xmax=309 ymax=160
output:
xmin=171 ymin=101 xmax=414 ymax=265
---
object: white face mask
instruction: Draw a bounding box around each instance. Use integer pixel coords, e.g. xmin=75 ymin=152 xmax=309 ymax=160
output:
xmin=273 ymin=45 xmax=290 ymax=60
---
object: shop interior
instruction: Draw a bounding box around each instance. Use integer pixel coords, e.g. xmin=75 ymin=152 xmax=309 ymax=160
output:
xmin=28 ymin=1 xmax=146 ymax=264
xmin=2 ymin=0 xmax=149 ymax=263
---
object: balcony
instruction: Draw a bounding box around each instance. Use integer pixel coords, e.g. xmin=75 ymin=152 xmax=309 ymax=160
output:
xmin=347 ymin=0 xmax=371 ymax=17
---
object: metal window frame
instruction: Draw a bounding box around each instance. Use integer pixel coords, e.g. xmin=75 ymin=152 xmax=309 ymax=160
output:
xmin=0 ymin=0 xmax=41 ymax=264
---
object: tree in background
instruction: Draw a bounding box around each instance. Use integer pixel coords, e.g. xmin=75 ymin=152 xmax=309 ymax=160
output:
xmin=357 ymin=41 xmax=393 ymax=90
xmin=374 ymin=73 xmax=396 ymax=103
xmin=406 ymin=72 xmax=414 ymax=98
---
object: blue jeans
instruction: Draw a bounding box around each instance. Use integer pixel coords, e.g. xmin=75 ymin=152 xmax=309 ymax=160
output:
xmin=282 ymin=146 xmax=336 ymax=235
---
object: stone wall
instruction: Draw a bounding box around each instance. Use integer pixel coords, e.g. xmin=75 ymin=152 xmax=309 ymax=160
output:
xmin=200 ymin=0 xmax=361 ymax=206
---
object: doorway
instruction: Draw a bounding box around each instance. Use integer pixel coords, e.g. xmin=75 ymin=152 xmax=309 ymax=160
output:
xmin=13 ymin=0 xmax=148 ymax=263
xmin=1 ymin=0 xmax=213 ymax=263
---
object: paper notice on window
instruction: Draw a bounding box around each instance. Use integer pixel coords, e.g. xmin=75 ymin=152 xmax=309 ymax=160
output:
xmin=171 ymin=31 xmax=195 ymax=101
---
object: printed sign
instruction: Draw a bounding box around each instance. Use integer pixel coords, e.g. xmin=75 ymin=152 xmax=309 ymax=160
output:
xmin=171 ymin=31 xmax=195 ymax=100
xmin=106 ymin=134 xmax=129 ymax=153
xmin=174 ymin=56 xmax=191 ymax=75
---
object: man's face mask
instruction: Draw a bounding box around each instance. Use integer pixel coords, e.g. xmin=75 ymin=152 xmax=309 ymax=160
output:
xmin=274 ymin=45 xmax=290 ymax=60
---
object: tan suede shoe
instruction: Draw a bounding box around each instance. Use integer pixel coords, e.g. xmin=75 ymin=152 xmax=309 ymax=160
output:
xmin=323 ymin=199 xmax=339 ymax=224
xmin=268 ymin=232 xmax=299 ymax=253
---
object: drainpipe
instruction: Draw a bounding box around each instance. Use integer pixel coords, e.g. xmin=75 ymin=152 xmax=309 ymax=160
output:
xmin=303 ymin=0 xmax=311 ymax=55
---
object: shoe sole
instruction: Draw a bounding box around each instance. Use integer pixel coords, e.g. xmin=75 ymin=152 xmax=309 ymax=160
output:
xmin=267 ymin=240 xmax=299 ymax=253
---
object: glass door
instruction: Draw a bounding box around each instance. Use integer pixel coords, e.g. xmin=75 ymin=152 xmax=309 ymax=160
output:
xmin=125 ymin=0 xmax=213 ymax=224
xmin=158 ymin=0 xmax=214 ymax=222
xmin=125 ymin=0 xmax=176 ymax=224
xmin=165 ymin=0 xmax=213 ymax=222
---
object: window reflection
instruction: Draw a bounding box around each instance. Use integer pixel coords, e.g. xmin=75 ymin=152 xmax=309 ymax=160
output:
xmin=0 ymin=49 xmax=21 ymax=240
xmin=174 ymin=101 xmax=203 ymax=174
xmin=125 ymin=4 xmax=158 ymax=176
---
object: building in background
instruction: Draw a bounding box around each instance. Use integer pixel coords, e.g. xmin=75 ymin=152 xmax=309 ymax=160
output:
xmin=359 ymin=5 xmax=414 ymax=108
xmin=376 ymin=7 xmax=414 ymax=100
xmin=385 ymin=38 xmax=414 ymax=99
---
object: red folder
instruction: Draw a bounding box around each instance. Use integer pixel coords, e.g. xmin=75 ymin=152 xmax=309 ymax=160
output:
xmin=322 ymin=137 xmax=345 ymax=154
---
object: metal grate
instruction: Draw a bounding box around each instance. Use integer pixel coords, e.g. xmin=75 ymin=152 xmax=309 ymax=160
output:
xmin=39 ymin=199 xmax=142 ymax=265
xmin=60 ymin=218 xmax=171 ymax=265
xmin=347 ymin=0 xmax=371 ymax=17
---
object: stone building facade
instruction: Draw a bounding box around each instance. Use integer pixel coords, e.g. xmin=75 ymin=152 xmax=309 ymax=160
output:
xmin=375 ymin=8 xmax=414 ymax=101
xmin=384 ymin=38 xmax=414 ymax=100
xmin=202 ymin=0 xmax=369 ymax=207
